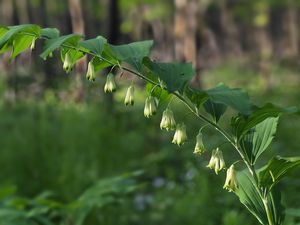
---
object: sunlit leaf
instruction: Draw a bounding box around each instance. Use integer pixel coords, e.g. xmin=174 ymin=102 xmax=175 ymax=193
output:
xmin=40 ymin=34 xmax=82 ymax=60
xmin=0 ymin=24 xmax=40 ymax=49
xmin=10 ymin=35 xmax=34 ymax=59
xmin=240 ymin=117 xmax=279 ymax=164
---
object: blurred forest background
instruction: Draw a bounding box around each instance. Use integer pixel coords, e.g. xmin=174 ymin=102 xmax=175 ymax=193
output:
xmin=0 ymin=0 xmax=300 ymax=225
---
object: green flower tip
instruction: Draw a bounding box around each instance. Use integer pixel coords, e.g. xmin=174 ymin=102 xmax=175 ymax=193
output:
xmin=86 ymin=61 xmax=96 ymax=82
xmin=193 ymin=131 xmax=205 ymax=155
xmin=104 ymin=73 xmax=117 ymax=93
xmin=63 ymin=52 xmax=73 ymax=73
xmin=30 ymin=38 xmax=36 ymax=50
xmin=207 ymin=148 xmax=226 ymax=174
xmin=223 ymin=164 xmax=238 ymax=192
xmin=172 ymin=122 xmax=187 ymax=146
xmin=144 ymin=96 xmax=158 ymax=118
xmin=124 ymin=85 xmax=135 ymax=106
xmin=160 ymin=108 xmax=176 ymax=131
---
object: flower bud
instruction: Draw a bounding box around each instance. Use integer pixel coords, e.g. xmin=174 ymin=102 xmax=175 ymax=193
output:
xmin=172 ymin=123 xmax=188 ymax=146
xmin=223 ymin=164 xmax=238 ymax=192
xmin=160 ymin=108 xmax=176 ymax=131
xmin=104 ymin=73 xmax=117 ymax=93
xmin=124 ymin=85 xmax=135 ymax=106
xmin=144 ymin=96 xmax=158 ymax=118
xmin=30 ymin=38 xmax=36 ymax=50
xmin=207 ymin=148 xmax=226 ymax=174
xmin=63 ymin=52 xmax=73 ymax=73
xmin=86 ymin=61 xmax=96 ymax=81
xmin=193 ymin=131 xmax=205 ymax=155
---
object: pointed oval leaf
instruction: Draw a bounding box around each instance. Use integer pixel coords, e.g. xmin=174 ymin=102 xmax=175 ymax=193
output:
xmin=232 ymin=103 xmax=298 ymax=139
xmin=204 ymin=99 xmax=227 ymax=123
xmin=205 ymin=83 xmax=252 ymax=115
xmin=235 ymin=170 xmax=268 ymax=225
xmin=10 ymin=35 xmax=35 ymax=59
xmin=40 ymin=34 xmax=82 ymax=60
xmin=40 ymin=28 xmax=60 ymax=39
xmin=80 ymin=36 xmax=107 ymax=56
xmin=144 ymin=58 xmax=195 ymax=93
xmin=0 ymin=24 xmax=40 ymax=49
xmin=240 ymin=117 xmax=279 ymax=164
xmin=259 ymin=156 xmax=300 ymax=191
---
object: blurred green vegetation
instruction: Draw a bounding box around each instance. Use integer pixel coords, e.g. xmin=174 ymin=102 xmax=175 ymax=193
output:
xmin=0 ymin=62 xmax=299 ymax=225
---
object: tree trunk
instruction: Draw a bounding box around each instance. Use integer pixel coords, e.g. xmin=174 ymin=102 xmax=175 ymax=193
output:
xmin=68 ymin=0 xmax=86 ymax=102
xmin=282 ymin=3 xmax=298 ymax=59
xmin=103 ymin=0 xmax=120 ymax=112
xmin=174 ymin=0 xmax=200 ymax=86
xmin=253 ymin=2 xmax=273 ymax=92
xmin=219 ymin=0 xmax=242 ymax=59
xmin=1 ymin=0 xmax=14 ymax=25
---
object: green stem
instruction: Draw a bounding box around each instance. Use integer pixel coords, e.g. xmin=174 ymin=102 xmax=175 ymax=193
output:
xmin=263 ymin=198 xmax=274 ymax=225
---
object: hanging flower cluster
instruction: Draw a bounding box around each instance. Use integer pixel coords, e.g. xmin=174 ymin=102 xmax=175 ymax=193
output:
xmin=160 ymin=108 xmax=176 ymax=131
xmin=207 ymin=148 xmax=226 ymax=174
xmin=144 ymin=96 xmax=158 ymax=118
xmin=104 ymin=73 xmax=117 ymax=93
xmin=82 ymin=63 xmax=239 ymax=193
xmin=172 ymin=123 xmax=188 ymax=146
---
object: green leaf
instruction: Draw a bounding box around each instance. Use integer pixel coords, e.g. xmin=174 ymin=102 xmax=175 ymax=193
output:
xmin=235 ymin=170 xmax=284 ymax=225
xmin=204 ymin=99 xmax=227 ymax=123
xmin=146 ymin=83 xmax=170 ymax=103
xmin=144 ymin=58 xmax=195 ymax=93
xmin=80 ymin=36 xmax=107 ymax=56
xmin=40 ymin=34 xmax=82 ymax=60
xmin=259 ymin=156 xmax=300 ymax=191
xmin=232 ymin=103 xmax=298 ymax=139
xmin=235 ymin=170 xmax=268 ymax=225
xmin=185 ymin=87 xmax=208 ymax=108
xmin=109 ymin=40 xmax=153 ymax=71
xmin=109 ymin=40 xmax=153 ymax=60
xmin=205 ymin=83 xmax=252 ymax=115
xmin=60 ymin=47 xmax=84 ymax=65
xmin=0 ymin=26 xmax=8 ymax=38
xmin=10 ymin=34 xmax=34 ymax=59
xmin=240 ymin=117 xmax=279 ymax=164
xmin=0 ymin=24 xmax=40 ymax=49
xmin=40 ymin=28 xmax=59 ymax=39
xmin=90 ymin=57 xmax=111 ymax=72
xmin=268 ymin=187 xmax=285 ymax=225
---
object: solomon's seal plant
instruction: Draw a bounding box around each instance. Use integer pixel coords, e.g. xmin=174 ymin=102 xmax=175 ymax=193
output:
xmin=160 ymin=108 xmax=176 ymax=131
xmin=193 ymin=129 xmax=205 ymax=155
xmin=172 ymin=122 xmax=188 ymax=146
xmin=1 ymin=24 xmax=300 ymax=225
xmin=207 ymin=148 xmax=226 ymax=174
xmin=223 ymin=164 xmax=238 ymax=192
xmin=104 ymin=72 xmax=117 ymax=93
xmin=124 ymin=85 xmax=135 ymax=106
xmin=86 ymin=61 xmax=96 ymax=82
xmin=63 ymin=52 xmax=73 ymax=73
xmin=144 ymin=96 xmax=158 ymax=118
